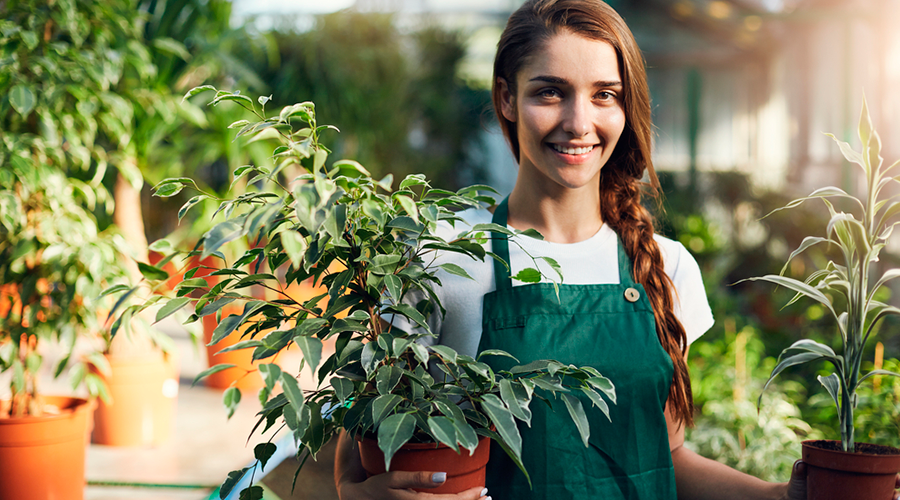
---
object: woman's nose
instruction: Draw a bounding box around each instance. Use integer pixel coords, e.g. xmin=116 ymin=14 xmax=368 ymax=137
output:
xmin=562 ymin=96 xmax=592 ymax=137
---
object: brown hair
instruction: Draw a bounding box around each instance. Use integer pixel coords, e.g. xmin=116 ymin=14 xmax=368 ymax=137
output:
xmin=492 ymin=0 xmax=693 ymax=427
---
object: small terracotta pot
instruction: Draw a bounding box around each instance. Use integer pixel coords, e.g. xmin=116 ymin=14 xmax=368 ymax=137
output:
xmin=0 ymin=396 xmax=94 ymax=500
xmin=91 ymin=352 xmax=179 ymax=446
xmin=803 ymin=439 xmax=900 ymax=500
xmin=358 ymin=435 xmax=491 ymax=494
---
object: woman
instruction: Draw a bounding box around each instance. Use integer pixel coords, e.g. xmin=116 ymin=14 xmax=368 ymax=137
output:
xmin=334 ymin=1 xmax=895 ymax=499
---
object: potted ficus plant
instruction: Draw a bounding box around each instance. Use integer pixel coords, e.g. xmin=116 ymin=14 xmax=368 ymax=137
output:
xmin=121 ymin=86 xmax=618 ymax=498
xmin=0 ymin=158 xmax=127 ymax=499
xmin=747 ymin=98 xmax=900 ymax=500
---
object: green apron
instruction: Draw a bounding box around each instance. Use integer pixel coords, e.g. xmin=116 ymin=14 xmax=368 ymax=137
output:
xmin=478 ymin=198 xmax=677 ymax=500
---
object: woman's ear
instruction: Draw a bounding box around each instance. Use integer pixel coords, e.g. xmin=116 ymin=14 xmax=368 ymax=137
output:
xmin=497 ymin=77 xmax=516 ymax=122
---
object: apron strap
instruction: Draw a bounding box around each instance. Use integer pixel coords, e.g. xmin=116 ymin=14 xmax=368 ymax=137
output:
xmin=491 ymin=197 xmax=512 ymax=290
xmin=492 ymin=196 xmax=637 ymax=289
xmin=617 ymin=239 xmax=637 ymax=286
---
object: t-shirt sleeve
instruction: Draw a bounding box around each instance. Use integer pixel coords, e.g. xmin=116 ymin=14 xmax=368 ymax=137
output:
xmin=657 ymin=237 xmax=714 ymax=345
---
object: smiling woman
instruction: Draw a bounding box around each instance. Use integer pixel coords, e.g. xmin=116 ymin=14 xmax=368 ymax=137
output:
xmin=329 ymin=1 xmax=885 ymax=499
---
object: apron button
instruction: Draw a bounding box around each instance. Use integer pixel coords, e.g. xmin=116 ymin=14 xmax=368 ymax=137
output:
xmin=624 ymin=287 xmax=640 ymax=302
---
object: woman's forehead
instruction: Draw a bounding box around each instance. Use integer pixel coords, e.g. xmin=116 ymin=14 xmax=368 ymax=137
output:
xmin=517 ymin=31 xmax=620 ymax=87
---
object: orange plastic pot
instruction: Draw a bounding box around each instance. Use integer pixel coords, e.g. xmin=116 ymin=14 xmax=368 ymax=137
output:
xmin=0 ymin=396 xmax=93 ymax=500
xmin=358 ymin=435 xmax=491 ymax=494
xmin=803 ymin=439 xmax=900 ymax=500
xmin=91 ymin=352 xmax=179 ymax=446
xmin=203 ymin=306 xmax=266 ymax=391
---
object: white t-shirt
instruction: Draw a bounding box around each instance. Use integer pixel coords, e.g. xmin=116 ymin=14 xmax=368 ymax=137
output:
xmin=387 ymin=208 xmax=714 ymax=358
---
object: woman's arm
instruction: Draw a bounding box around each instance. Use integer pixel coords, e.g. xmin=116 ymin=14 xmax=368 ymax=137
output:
xmin=334 ymin=430 xmax=490 ymax=500
xmin=667 ymin=405 xmax=799 ymax=500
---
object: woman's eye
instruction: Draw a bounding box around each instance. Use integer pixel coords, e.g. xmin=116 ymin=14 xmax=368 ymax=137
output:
xmin=596 ymin=91 xmax=616 ymax=101
xmin=538 ymin=88 xmax=561 ymax=99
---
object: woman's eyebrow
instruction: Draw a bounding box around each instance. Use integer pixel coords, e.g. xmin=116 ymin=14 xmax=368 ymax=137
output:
xmin=527 ymin=75 xmax=622 ymax=87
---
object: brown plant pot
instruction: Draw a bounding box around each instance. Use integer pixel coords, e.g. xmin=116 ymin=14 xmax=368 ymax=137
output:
xmin=803 ymin=439 xmax=900 ymax=500
xmin=91 ymin=352 xmax=179 ymax=446
xmin=0 ymin=396 xmax=94 ymax=500
xmin=358 ymin=435 xmax=491 ymax=494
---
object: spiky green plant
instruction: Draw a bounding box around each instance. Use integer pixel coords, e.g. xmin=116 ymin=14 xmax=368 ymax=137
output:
xmin=747 ymin=98 xmax=900 ymax=452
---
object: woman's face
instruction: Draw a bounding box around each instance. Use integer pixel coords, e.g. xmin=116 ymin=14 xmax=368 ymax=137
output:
xmin=500 ymin=31 xmax=626 ymax=194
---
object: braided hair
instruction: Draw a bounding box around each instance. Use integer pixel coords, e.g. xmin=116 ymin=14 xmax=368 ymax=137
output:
xmin=492 ymin=0 xmax=694 ymax=427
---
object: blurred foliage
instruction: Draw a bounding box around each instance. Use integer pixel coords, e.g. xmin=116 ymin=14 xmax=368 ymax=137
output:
xmin=240 ymin=12 xmax=491 ymax=190
xmin=687 ymin=322 xmax=821 ymax=481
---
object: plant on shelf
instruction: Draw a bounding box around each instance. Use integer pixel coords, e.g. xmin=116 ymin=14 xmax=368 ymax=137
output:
xmin=120 ymin=86 xmax=618 ymax=497
xmin=745 ymin=98 xmax=900 ymax=500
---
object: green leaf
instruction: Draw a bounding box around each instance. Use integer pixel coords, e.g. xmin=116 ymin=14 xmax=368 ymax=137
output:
xmin=192 ymin=364 xmax=236 ymax=387
xmin=154 ymin=183 xmax=184 ymax=197
xmin=396 ymin=195 xmax=419 ymax=224
xmin=376 ymin=365 xmax=403 ymax=395
xmin=427 ymin=416 xmax=459 ymax=453
xmin=759 ymin=352 xmax=828 ymax=407
xmin=378 ymin=413 xmax=415 ymax=471
xmin=258 ymin=363 xmax=282 ymax=391
xmin=281 ymin=230 xmax=308 ymax=269
xmin=512 ymin=268 xmax=541 ymax=283
xmin=477 ymin=349 xmax=519 ymax=363
xmin=430 ymin=344 xmax=458 ymax=364
xmin=858 ymin=369 xmax=900 ymax=383
xmin=586 ymin=376 xmax=616 ymax=404
xmin=480 ymin=394 xmax=521 ymax=460
xmin=98 ymin=284 xmax=130 ymax=299
xmin=580 ymin=387 xmax=611 ymax=421
xmin=239 ymin=485 xmax=264 ymax=500
xmin=223 ymin=387 xmax=241 ymax=419
xmin=138 ymin=262 xmax=169 ymax=281
xmin=742 ymin=274 xmax=838 ymax=321
xmin=438 ymin=263 xmax=474 ymax=281
xmin=254 ymin=442 xmax=277 ymax=471
xmin=518 ymin=228 xmax=543 ymax=240
xmin=331 ymin=377 xmax=354 ymax=404
xmin=219 ymin=468 xmax=249 ymax=498
xmin=561 ymin=393 xmax=590 ymax=447
xmin=371 ymin=394 xmax=402 ymax=427
xmin=9 ymin=85 xmax=35 ymax=116
xmin=178 ymin=195 xmax=207 ymax=222
xmin=202 ymin=221 xmax=245 ymax=259
xmin=383 ymin=274 xmax=402 ymax=302
xmin=281 ymin=373 xmax=305 ymax=411
xmin=500 ymin=379 xmax=531 ymax=425
xmin=155 ymin=297 xmax=191 ymax=324
xmin=182 ymin=85 xmax=216 ymax=103
xmin=472 ymin=223 xmax=515 ymax=237
xmin=293 ymin=336 xmax=323 ymax=377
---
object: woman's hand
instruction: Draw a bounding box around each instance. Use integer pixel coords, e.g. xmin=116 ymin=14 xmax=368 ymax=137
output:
xmin=336 ymin=471 xmax=489 ymax=500
xmin=783 ymin=460 xmax=900 ymax=500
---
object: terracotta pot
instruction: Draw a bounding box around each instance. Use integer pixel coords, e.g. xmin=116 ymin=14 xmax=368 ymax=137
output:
xmin=803 ymin=439 xmax=900 ymax=500
xmin=91 ymin=352 xmax=179 ymax=446
xmin=0 ymin=396 xmax=93 ymax=500
xmin=358 ymin=435 xmax=491 ymax=494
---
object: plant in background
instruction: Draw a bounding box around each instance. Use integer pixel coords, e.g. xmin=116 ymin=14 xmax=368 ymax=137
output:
xmin=0 ymin=161 xmax=125 ymax=416
xmin=745 ymin=98 xmax=900 ymax=453
xmin=120 ymin=86 xmax=617 ymax=497
xmin=687 ymin=321 xmax=820 ymax=481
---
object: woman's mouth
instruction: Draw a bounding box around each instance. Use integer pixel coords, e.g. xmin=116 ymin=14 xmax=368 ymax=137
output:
xmin=550 ymin=143 xmax=594 ymax=155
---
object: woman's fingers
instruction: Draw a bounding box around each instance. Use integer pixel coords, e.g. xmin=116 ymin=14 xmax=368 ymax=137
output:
xmin=894 ymin=473 xmax=900 ymax=500
xmin=784 ymin=460 xmax=807 ymax=500
xmin=386 ymin=471 xmax=449 ymax=490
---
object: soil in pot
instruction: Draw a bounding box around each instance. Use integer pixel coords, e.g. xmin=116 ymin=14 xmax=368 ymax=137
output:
xmin=91 ymin=351 xmax=179 ymax=446
xmin=0 ymin=396 xmax=94 ymax=500
xmin=358 ymin=435 xmax=491 ymax=494
xmin=803 ymin=439 xmax=900 ymax=500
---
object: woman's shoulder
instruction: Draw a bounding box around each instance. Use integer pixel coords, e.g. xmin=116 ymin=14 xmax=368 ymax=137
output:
xmin=651 ymin=233 xmax=701 ymax=282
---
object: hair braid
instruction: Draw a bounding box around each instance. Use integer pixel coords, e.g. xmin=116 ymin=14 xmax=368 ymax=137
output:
xmin=601 ymin=171 xmax=694 ymax=428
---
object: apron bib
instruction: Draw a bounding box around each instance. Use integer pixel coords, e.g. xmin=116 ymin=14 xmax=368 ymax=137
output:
xmin=478 ymin=198 xmax=676 ymax=500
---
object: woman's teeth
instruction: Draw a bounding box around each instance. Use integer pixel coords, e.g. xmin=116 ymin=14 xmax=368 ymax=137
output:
xmin=551 ymin=144 xmax=593 ymax=155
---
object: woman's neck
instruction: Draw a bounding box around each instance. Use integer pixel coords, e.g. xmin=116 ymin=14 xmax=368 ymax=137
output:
xmin=506 ymin=182 xmax=603 ymax=244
